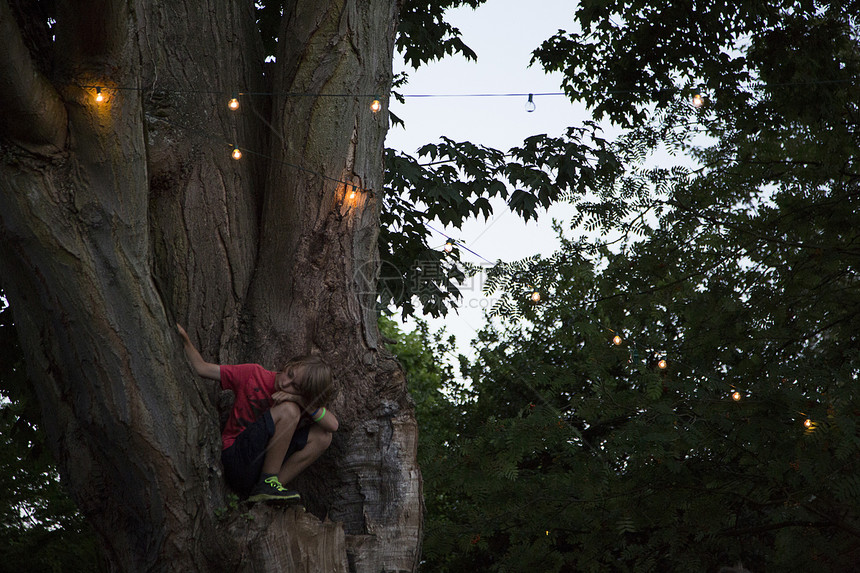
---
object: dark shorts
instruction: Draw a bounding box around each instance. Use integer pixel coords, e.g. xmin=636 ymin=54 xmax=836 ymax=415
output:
xmin=221 ymin=411 xmax=310 ymax=496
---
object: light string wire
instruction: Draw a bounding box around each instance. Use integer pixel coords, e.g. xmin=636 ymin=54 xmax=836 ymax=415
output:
xmin=144 ymin=90 xmax=379 ymax=195
xmin=78 ymin=73 xmax=860 ymax=196
xmin=78 ymin=73 xmax=860 ymax=101
xmin=421 ymin=189 xmax=830 ymax=430
xmin=86 ymin=80 xmax=829 ymax=428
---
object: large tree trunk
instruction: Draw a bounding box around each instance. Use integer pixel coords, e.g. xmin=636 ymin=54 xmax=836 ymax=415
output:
xmin=249 ymin=2 xmax=421 ymax=568
xmin=0 ymin=0 xmax=420 ymax=571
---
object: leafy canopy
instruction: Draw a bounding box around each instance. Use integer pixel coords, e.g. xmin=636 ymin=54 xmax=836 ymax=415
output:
xmin=404 ymin=0 xmax=860 ymax=571
xmin=0 ymin=299 xmax=104 ymax=573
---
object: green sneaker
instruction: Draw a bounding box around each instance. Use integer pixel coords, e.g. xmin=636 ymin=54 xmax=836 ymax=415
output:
xmin=248 ymin=475 xmax=302 ymax=504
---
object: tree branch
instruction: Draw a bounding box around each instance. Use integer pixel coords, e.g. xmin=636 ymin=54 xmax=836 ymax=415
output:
xmin=0 ymin=0 xmax=66 ymax=154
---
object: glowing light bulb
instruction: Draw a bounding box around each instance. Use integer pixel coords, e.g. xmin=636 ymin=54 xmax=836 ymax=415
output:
xmin=231 ymin=146 xmax=242 ymax=160
xmin=732 ymin=391 xmax=742 ymax=402
xmin=804 ymin=418 xmax=813 ymax=429
xmin=657 ymin=359 xmax=668 ymax=370
xmin=530 ymin=290 xmax=541 ymax=303
xmin=443 ymin=239 xmax=454 ymax=253
xmin=228 ymin=94 xmax=240 ymax=111
xmin=525 ymin=93 xmax=536 ymax=113
xmin=348 ymin=186 xmax=357 ymax=200
xmin=612 ymin=335 xmax=623 ymax=346
xmin=95 ymin=87 xmax=104 ymax=102
xmin=692 ymin=93 xmax=705 ymax=108
xmin=370 ymin=99 xmax=381 ymax=113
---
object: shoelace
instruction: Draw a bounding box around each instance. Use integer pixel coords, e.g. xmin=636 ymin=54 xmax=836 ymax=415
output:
xmin=264 ymin=476 xmax=288 ymax=491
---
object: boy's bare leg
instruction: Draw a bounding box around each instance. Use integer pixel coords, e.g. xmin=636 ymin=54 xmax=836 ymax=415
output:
xmin=278 ymin=424 xmax=333 ymax=485
xmin=262 ymin=401 xmax=301 ymax=477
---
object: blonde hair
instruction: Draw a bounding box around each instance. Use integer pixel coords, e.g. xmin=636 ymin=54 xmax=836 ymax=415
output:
xmin=283 ymin=355 xmax=334 ymax=408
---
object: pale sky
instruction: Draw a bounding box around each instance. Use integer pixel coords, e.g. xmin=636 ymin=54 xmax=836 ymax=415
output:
xmin=386 ymin=0 xmax=590 ymax=354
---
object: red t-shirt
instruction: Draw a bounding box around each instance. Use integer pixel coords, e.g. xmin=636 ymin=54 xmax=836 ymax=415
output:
xmin=220 ymin=363 xmax=276 ymax=450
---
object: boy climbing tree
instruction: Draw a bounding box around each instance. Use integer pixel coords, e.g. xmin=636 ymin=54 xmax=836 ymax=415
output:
xmin=177 ymin=324 xmax=339 ymax=503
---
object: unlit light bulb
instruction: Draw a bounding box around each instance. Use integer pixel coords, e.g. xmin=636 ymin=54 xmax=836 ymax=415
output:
xmin=525 ymin=93 xmax=536 ymax=113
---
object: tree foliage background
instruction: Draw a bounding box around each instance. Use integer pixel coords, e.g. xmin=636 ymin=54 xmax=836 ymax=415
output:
xmin=3 ymin=0 xmax=860 ymax=570
xmin=0 ymin=301 xmax=103 ymax=573
xmin=404 ymin=0 xmax=860 ymax=571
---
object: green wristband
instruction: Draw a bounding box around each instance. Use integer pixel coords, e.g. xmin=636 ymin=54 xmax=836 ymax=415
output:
xmin=312 ymin=407 xmax=326 ymax=422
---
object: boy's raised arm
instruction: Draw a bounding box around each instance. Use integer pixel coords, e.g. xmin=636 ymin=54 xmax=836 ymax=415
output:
xmin=176 ymin=324 xmax=221 ymax=381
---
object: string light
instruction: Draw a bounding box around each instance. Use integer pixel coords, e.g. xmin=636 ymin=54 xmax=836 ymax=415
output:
xmin=613 ymin=335 xmax=623 ymax=346
xmin=76 ymin=79 xmax=855 ymax=112
xmin=657 ymin=359 xmax=668 ymax=370
xmin=530 ymin=290 xmax=541 ymax=303
xmin=804 ymin=418 xmax=814 ymax=429
xmin=347 ymin=185 xmax=357 ymax=200
xmin=231 ymin=146 xmax=242 ymax=160
xmin=425 ymin=222 xmax=493 ymax=264
xmin=228 ymin=93 xmax=240 ymax=111
xmin=95 ymin=87 xmax=104 ymax=102
xmin=444 ymin=238 xmax=455 ymax=253
xmin=731 ymin=390 xmax=742 ymax=402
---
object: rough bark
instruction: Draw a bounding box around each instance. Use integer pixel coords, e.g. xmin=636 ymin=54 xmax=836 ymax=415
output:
xmin=0 ymin=0 xmax=420 ymax=571
xmin=247 ymin=1 xmax=422 ymax=569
